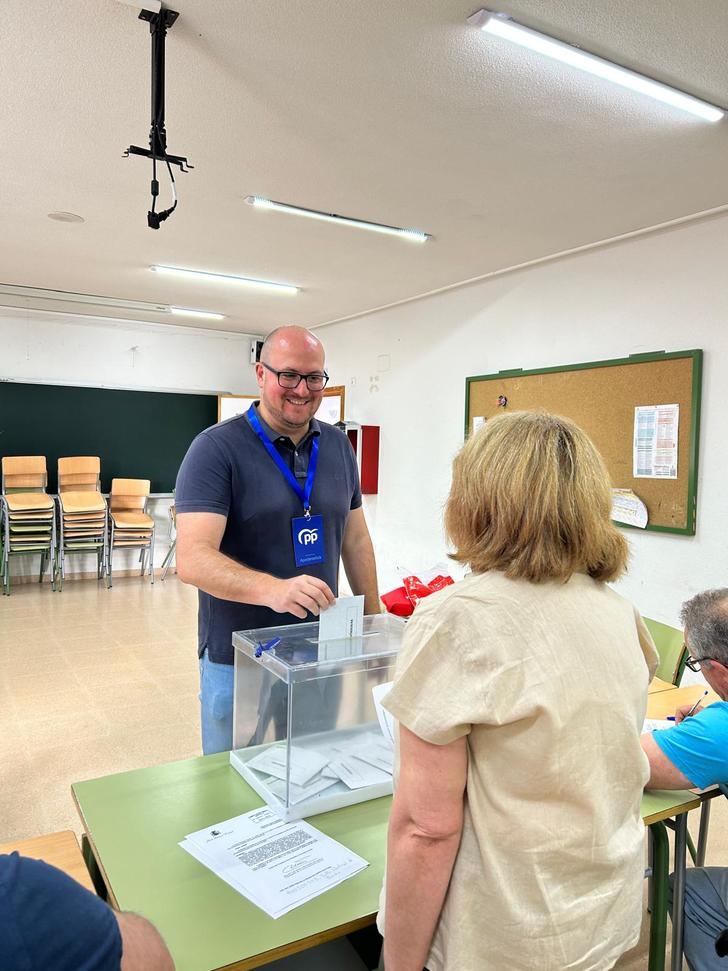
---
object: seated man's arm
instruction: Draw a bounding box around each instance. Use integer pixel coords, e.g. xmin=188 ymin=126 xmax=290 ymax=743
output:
xmin=176 ymin=512 xmax=334 ymax=618
xmin=117 ymin=912 xmax=175 ymax=971
xmin=641 ymin=732 xmax=697 ymax=789
xmin=0 ymin=853 xmax=174 ymax=970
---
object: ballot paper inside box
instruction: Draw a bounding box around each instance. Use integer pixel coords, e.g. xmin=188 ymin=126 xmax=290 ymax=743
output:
xmin=229 ymin=614 xmax=405 ymax=821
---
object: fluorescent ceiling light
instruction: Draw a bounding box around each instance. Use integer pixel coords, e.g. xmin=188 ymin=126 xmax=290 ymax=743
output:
xmin=245 ymin=196 xmax=431 ymax=242
xmin=0 ymin=283 xmax=168 ymax=313
xmin=170 ymin=307 xmax=225 ymax=321
xmin=150 ymin=264 xmax=299 ymax=294
xmin=468 ymin=9 xmax=725 ymax=122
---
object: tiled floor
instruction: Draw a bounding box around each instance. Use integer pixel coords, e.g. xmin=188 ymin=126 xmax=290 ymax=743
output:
xmin=0 ymin=575 xmax=201 ymax=842
xmin=1 ymin=575 xmax=726 ymax=969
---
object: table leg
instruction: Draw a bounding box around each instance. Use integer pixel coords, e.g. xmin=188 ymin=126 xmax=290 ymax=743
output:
xmin=82 ymin=833 xmax=109 ymax=901
xmin=648 ymin=822 xmax=668 ymax=971
xmin=696 ymin=799 xmax=711 ymax=867
xmin=671 ymin=814 xmax=688 ymax=971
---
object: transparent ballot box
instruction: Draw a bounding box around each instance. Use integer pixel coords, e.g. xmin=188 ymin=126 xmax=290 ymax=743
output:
xmin=229 ymin=614 xmax=405 ymax=821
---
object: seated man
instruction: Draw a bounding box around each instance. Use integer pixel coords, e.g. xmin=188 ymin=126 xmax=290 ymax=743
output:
xmin=0 ymin=852 xmax=174 ymax=970
xmin=641 ymin=588 xmax=728 ymax=971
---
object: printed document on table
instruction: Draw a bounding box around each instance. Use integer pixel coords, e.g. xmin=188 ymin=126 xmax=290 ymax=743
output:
xmin=611 ymin=489 xmax=648 ymax=528
xmin=643 ymin=718 xmax=674 ymax=733
xmin=318 ymin=595 xmax=364 ymax=654
xmin=633 ymin=404 xmax=679 ymax=479
xmin=179 ymin=807 xmax=368 ymax=919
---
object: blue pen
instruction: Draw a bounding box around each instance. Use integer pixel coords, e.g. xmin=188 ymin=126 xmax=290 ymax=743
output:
xmin=665 ymin=690 xmax=708 ymax=721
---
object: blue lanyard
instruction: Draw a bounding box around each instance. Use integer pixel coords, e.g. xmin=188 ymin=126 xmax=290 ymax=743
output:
xmin=248 ymin=406 xmax=319 ymax=518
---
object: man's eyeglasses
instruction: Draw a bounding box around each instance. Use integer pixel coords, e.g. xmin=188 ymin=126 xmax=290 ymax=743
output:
xmin=261 ymin=362 xmax=329 ymax=391
xmin=685 ymin=653 xmax=719 ymax=672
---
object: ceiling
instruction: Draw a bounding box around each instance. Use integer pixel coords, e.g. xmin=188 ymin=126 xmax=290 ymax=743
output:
xmin=1 ymin=0 xmax=727 ymax=335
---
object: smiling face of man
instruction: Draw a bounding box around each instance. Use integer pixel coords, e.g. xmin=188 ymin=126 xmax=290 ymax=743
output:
xmin=255 ymin=327 xmax=326 ymax=441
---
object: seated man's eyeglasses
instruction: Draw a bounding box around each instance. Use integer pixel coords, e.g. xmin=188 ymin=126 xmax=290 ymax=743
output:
xmin=685 ymin=653 xmax=719 ymax=672
xmin=262 ymin=362 xmax=329 ymax=391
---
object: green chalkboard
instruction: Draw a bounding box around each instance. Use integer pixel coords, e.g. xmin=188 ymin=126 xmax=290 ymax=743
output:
xmin=0 ymin=381 xmax=218 ymax=493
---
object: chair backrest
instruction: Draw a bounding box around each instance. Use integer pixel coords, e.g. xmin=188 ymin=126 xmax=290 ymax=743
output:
xmin=58 ymin=456 xmax=101 ymax=493
xmin=644 ymin=617 xmax=688 ymax=686
xmin=1 ymin=455 xmax=48 ymax=494
xmin=110 ymin=478 xmax=150 ymax=512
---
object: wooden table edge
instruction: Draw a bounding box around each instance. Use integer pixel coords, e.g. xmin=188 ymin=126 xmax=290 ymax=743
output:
xmin=72 ymin=786 xmax=120 ymax=909
xmin=211 ymin=913 xmax=377 ymax=971
xmin=643 ymin=796 xmax=701 ymax=826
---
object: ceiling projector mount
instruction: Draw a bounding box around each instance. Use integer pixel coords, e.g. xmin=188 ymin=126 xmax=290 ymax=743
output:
xmin=122 ymin=5 xmax=193 ymax=229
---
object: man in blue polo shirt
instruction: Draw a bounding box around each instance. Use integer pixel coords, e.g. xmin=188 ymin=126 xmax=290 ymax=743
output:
xmin=176 ymin=325 xmax=380 ymax=755
xmin=641 ymin=588 xmax=728 ymax=971
xmin=0 ymin=852 xmax=174 ymax=970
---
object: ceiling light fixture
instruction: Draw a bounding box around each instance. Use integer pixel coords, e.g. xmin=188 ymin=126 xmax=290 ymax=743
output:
xmin=0 ymin=283 xmax=168 ymax=313
xmin=245 ymin=196 xmax=431 ymax=242
xmin=0 ymin=284 xmax=223 ymax=321
xmin=467 ymin=9 xmax=725 ymax=122
xmin=150 ymin=265 xmax=299 ymax=294
xmin=170 ymin=307 xmax=225 ymax=321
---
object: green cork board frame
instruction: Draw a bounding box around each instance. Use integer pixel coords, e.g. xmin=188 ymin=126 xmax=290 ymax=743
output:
xmin=464 ymin=350 xmax=703 ymax=535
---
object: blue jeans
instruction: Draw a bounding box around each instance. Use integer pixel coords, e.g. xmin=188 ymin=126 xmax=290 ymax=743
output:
xmin=669 ymin=867 xmax=728 ymax=971
xmin=199 ymin=650 xmax=234 ymax=755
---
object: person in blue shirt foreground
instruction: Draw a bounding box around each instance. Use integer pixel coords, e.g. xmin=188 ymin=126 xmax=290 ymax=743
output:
xmin=641 ymin=588 xmax=728 ymax=971
xmin=0 ymin=852 xmax=174 ymax=970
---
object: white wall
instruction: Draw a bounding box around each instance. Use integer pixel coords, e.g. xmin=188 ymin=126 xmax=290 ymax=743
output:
xmin=0 ymin=308 xmax=258 ymax=395
xmin=322 ymin=213 xmax=728 ymax=629
xmin=0 ymin=308 xmax=258 ymax=578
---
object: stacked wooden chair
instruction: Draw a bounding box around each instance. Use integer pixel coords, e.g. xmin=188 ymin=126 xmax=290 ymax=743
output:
xmin=0 ymin=456 xmax=56 ymax=595
xmin=55 ymin=457 xmax=108 ymax=590
xmin=107 ymin=478 xmax=155 ymax=587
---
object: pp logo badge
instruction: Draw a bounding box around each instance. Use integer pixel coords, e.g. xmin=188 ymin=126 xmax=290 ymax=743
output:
xmin=292 ymin=514 xmax=325 ymax=566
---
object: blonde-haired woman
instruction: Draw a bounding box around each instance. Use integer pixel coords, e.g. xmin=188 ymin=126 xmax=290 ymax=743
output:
xmin=378 ymin=411 xmax=658 ymax=971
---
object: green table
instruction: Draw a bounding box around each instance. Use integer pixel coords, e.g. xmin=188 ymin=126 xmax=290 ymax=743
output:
xmin=73 ymin=753 xmax=389 ymax=971
xmin=73 ymin=754 xmax=699 ymax=971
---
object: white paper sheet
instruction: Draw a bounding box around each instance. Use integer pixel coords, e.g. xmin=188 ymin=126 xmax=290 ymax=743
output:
xmin=372 ymin=681 xmax=396 ymax=747
xmin=266 ymin=774 xmax=340 ymax=806
xmin=180 ymin=807 xmax=368 ymax=918
xmin=634 ymin=404 xmax=679 ymax=479
xmin=611 ymin=489 xmax=649 ymax=528
xmin=329 ymin=756 xmax=392 ymax=790
xmin=472 ymin=416 xmax=486 ymax=434
xmin=318 ymin=595 xmax=364 ymax=651
xmin=642 ymin=718 xmax=674 ymax=733
xmin=245 ymin=744 xmax=329 ymax=787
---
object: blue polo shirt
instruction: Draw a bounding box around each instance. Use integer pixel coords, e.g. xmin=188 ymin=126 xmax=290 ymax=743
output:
xmin=651 ymin=701 xmax=728 ymax=789
xmin=175 ymin=405 xmax=361 ymax=664
xmin=0 ymin=852 xmax=121 ymax=970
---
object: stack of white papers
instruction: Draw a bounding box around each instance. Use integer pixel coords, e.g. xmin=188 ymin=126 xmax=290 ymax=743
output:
xmin=245 ymin=733 xmax=394 ymax=803
xmin=180 ymin=807 xmax=368 ymax=918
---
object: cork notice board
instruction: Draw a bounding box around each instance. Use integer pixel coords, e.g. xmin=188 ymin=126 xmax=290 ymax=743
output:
xmin=465 ymin=350 xmax=703 ymax=535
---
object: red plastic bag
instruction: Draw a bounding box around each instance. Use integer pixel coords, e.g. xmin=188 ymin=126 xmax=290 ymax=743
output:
xmin=382 ymin=573 xmax=455 ymax=617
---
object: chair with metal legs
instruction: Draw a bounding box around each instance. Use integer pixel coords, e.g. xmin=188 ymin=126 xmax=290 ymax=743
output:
xmin=107 ymin=478 xmax=155 ymax=587
xmin=1 ymin=456 xmax=56 ymax=595
xmin=56 ymin=457 xmax=107 ymax=591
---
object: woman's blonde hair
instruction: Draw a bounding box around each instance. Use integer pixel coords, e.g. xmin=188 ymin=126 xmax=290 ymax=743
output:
xmin=445 ymin=411 xmax=628 ymax=583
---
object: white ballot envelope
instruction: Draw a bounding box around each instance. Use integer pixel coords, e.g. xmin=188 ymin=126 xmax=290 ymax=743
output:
xmin=318 ymin=595 xmax=365 ymax=656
